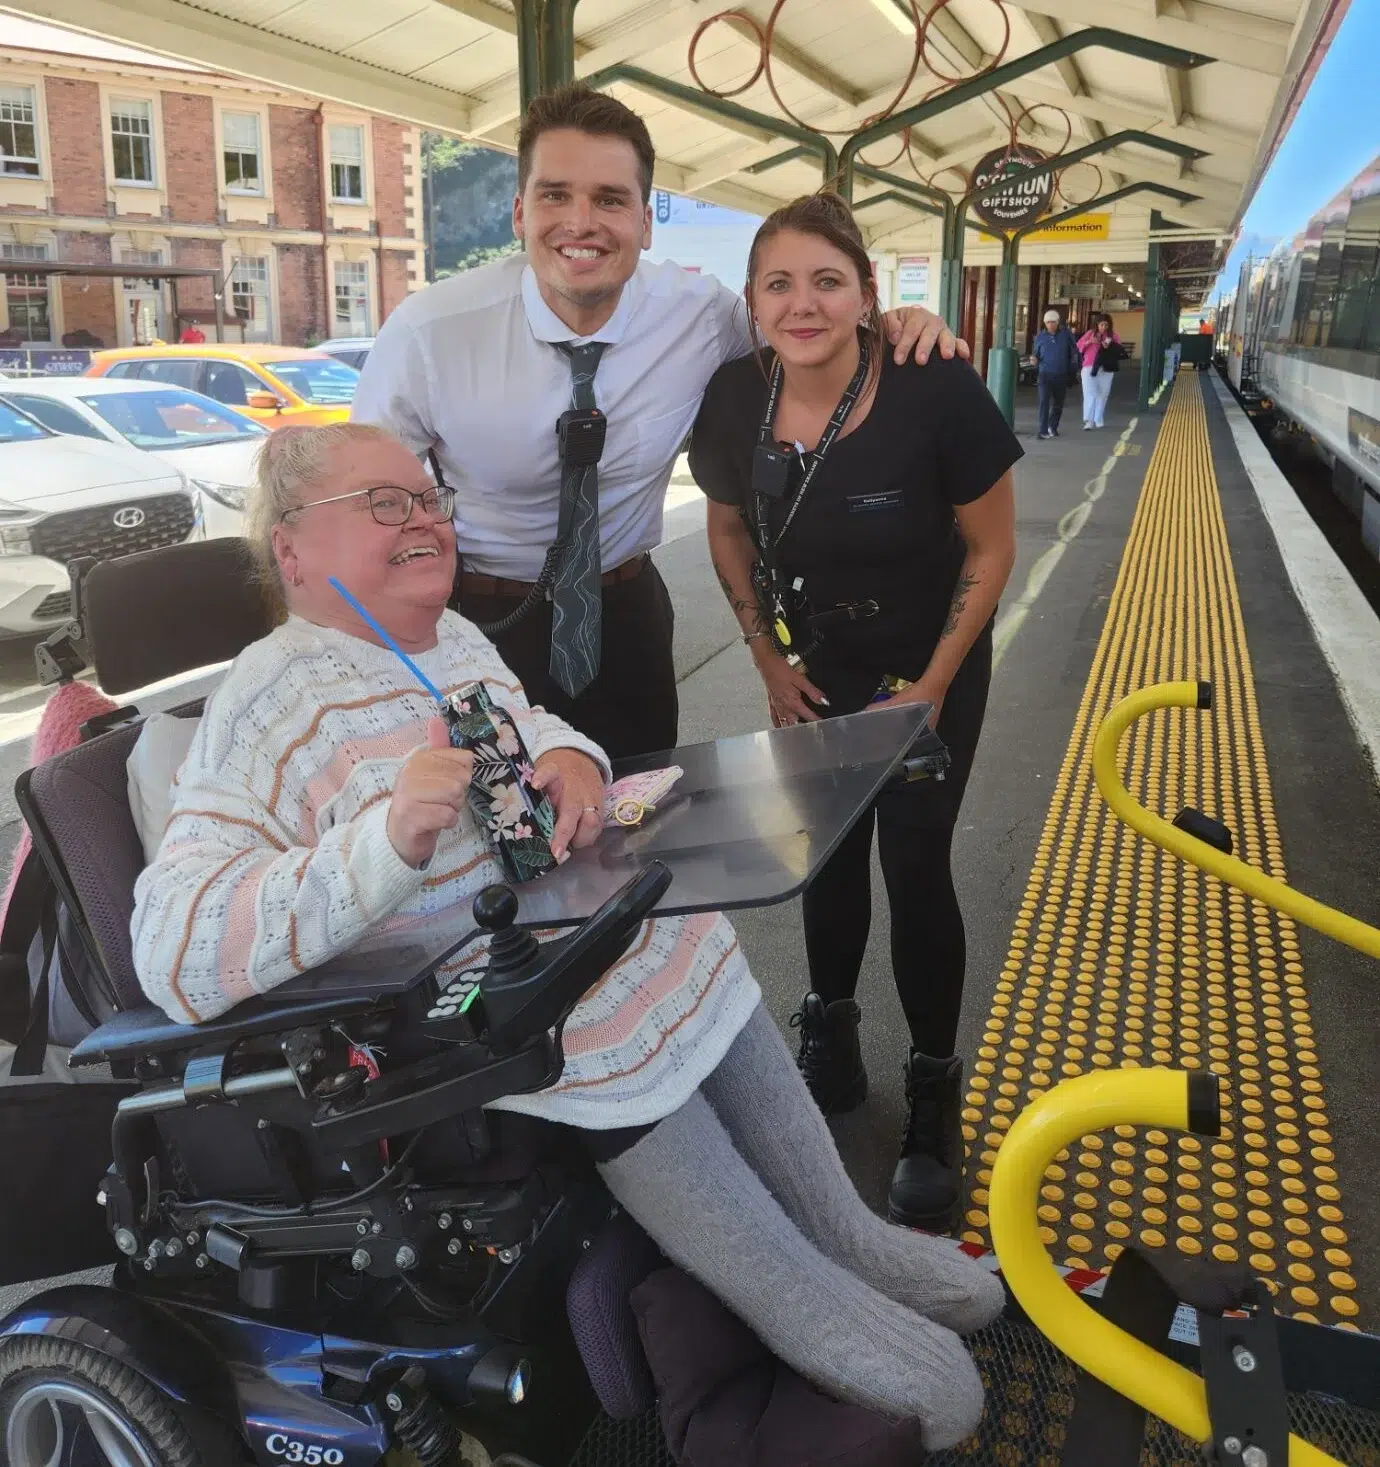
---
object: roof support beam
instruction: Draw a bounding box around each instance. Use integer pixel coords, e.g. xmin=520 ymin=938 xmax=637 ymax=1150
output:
xmin=2 ymin=0 xmax=474 ymax=131
xmin=998 ymin=0 xmax=1290 ymax=75
xmin=716 ymin=14 xmax=867 ymax=108
xmin=429 ymin=0 xmax=516 ymax=35
xmin=468 ymin=0 xmax=715 ymax=139
xmin=840 ymin=27 xmax=1212 ymax=200
xmin=866 ymin=0 xmax=1025 ymax=147
xmin=996 ymin=77 xmax=1254 ymax=157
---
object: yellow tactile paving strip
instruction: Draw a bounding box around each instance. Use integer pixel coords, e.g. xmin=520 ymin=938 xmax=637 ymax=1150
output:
xmin=961 ymin=372 xmax=1361 ymax=1328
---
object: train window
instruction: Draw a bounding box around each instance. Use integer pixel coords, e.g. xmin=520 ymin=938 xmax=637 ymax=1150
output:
xmin=1332 ymin=193 xmax=1380 ymax=352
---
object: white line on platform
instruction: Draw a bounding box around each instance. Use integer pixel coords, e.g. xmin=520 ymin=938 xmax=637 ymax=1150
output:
xmin=1210 ymin=375 xmax=1380 ymax=784
xmin=992 ymin=418 xmax=1139 ymax=669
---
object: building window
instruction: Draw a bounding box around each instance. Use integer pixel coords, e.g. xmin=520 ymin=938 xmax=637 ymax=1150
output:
xmin=329 ymin=125 xmax=365 ymax=202
xmin=0 ymin=85 xmax=40 ymax=178
xmin=229 ymin=255 xmax=273 ymax=342
xmin=1 ymin=242 xmax=52 ymax=342
xmin=111 ymin=99 xmax=155 ymax=184
xmin=333 ymin=259 xmax=370 ymax=334
xmin=120 ymin=247 xmax=163 ymax=290
xmin=223 ymin=111 xmax=262 ymax=194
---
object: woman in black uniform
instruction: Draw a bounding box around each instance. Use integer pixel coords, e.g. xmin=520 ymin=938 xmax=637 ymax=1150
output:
xmin=689 ymin=193 xmax=1020 ymax=1233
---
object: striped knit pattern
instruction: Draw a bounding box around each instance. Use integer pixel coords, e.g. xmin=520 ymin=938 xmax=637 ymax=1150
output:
xmin=131 ymin=611 xmax=760 ymax=1129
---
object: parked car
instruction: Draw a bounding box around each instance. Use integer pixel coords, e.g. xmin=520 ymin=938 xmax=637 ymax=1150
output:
xmin=85 ymin=344 xmax=359 ymax=427
xmin=317 ymin=336 xmax=374 ymax=371
xmin=0 ymin=397 xmax=201 ymax=635
xmin=0 ymin=378 xmax=265 ymax=538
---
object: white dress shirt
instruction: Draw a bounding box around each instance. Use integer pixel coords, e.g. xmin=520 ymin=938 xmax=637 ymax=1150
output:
xmin=352 ymin=253 xmax=751 ymax=580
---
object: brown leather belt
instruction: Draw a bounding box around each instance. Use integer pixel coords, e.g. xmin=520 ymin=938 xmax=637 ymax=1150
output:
xmin=458 ymin=552 xmax=648 ymax=601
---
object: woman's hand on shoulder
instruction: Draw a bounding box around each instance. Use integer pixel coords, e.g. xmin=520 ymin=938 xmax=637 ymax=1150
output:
xmin=387 ymin=717 xmax=475 ymax=869
xmin=532 ymin=748 xmax=606 ymax=860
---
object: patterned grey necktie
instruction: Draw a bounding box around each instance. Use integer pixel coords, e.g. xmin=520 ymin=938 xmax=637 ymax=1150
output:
xmin=550 ymin=339 xmax=607 ymax=698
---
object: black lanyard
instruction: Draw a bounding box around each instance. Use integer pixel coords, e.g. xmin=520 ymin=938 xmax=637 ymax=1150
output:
xmin=748 ymin=344 xmax=872 ymax=664
xmin=753 ymin=343 xmax=870 ymax=555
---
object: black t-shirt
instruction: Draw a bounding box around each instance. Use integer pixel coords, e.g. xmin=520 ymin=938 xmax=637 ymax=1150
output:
xmin=689 ymin=350 xmax=1023 ymax=696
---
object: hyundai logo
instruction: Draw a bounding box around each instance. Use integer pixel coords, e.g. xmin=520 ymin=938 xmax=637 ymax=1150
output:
xmin=112 ymin=506 xmax=146 ymax=530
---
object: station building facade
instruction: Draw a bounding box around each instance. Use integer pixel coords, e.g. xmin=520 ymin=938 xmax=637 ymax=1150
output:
xmin=0 ymin=18 xmax=425 ymax=348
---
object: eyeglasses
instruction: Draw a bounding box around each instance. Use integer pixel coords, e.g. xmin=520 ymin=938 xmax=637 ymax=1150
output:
xmin=282 ymin=484 xmax=457 ymax=527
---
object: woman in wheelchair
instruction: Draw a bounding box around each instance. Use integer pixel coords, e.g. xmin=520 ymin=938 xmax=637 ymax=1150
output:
xmin=130 ymin=422 xmax=1002 ymax=1450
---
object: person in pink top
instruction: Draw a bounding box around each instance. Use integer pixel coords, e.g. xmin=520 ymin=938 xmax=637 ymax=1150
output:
xmin=1076 ymin=313 xmax=1123 ymax=430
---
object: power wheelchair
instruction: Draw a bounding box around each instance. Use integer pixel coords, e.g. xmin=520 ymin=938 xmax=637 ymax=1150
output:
xmin=3 ymin=542 xmax=1379 ymax=1467
xmin=1 ymin=538 xmax=959 ymax=1467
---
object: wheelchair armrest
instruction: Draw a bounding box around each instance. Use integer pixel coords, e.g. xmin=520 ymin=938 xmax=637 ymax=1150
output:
xmin=69 ymin=991 xmax=391 ymax=1068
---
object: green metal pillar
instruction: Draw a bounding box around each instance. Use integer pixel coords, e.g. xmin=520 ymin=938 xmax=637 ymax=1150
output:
xmin=541 ymin=0 xmax=580 ymax=89
xmin=986 ymin=237 xmax=1020 ymax=426
xmin=838 ymin=29 xmax=1212 ymax=202
xmin=514 ymin=0 xmax=543 ymax=112
xmin=1139 ymin=243 xmax=1164 ymax=408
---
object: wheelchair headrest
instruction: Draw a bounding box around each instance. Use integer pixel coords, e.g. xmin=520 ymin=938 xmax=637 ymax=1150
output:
xmin=85 ymin=538 xmax=276 ymax=696
xmin=20 ymin=719 xmax=152 ymax=1016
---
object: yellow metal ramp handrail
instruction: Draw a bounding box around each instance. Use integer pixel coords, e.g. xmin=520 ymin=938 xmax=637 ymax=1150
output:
xmin=1093 ymin=682 xmax=1380 ymax=960
xmin=988 ymin=1068 xmax=1344 ymax=1466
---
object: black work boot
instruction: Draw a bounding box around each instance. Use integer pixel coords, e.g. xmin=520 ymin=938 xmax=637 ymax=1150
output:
xmin=887 ymin=1051 xmax=965 ymax=1233
xmin=790 ymin=993 xmax=868 ymax=1116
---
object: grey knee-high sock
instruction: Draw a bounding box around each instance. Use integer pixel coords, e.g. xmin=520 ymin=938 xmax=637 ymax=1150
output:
xmin=701 ymin=1004 xmax=1005 ymax=1336
xmin=599 ymin=1091 xmax=985 ymax=1451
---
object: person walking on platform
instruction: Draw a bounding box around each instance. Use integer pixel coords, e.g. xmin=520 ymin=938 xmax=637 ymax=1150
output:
xmin=1032 ymin=308 xmax=1079 ymax=440
xmin=1077 ymin=313 xmax=1123 ymax=430
xmin=689 ymin=193 xmax=1020 ymax=1234
xmin=352 ymin=85 xmax=962 ymax=762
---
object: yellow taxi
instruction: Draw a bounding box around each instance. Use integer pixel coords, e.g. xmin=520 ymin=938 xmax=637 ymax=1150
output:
xmin=85 ymin=344 xmax=359 ymax=428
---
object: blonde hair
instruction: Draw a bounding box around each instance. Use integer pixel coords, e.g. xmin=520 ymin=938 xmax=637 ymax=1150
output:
xmin=246 ymin=422 xmax=395 ymax=612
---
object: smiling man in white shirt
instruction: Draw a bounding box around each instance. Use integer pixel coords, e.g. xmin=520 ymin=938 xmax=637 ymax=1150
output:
xmin=353 ymin=85 xmax=963 ymax=761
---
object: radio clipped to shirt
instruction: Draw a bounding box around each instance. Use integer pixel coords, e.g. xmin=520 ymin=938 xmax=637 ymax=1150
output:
xmin=557 ymin=406 xmax=607 ymax=468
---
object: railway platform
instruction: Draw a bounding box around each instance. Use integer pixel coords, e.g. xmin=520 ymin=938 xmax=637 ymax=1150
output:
xmin=660 ymin=366 xmax=1380 ymax=1345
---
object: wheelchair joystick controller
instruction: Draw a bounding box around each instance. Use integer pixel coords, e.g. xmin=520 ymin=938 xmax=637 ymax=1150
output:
xmin=424 ymin=865 xmax=672 ymax=1050
xmin=473 ymin=885 xmax=538 ymax=979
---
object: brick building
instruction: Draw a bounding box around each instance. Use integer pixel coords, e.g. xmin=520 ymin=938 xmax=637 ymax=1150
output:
xmin=0 ymin=16 xmax=423 ymax=348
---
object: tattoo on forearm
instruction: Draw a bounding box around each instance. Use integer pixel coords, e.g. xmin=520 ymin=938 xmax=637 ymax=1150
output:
xmin=715 ymin=565 xmax=768 ymax=633
xmin=942 ymin=570 xmax=978 ymax=638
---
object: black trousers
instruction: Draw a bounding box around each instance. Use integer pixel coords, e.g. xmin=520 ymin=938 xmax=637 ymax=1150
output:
xmin=1037 ymin=375 xmax=1067 ymax=435
xmin=452 ymin=557 xmax=678 ymax=762
xmin=801 ymin=624 xmax=993 ymax=1059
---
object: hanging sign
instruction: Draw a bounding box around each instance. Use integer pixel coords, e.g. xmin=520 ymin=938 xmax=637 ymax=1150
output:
xmin=1024 ymin=213 xmax=1111 ymax=244
xmin=969 ymin=144 xmax=1054 ymax=232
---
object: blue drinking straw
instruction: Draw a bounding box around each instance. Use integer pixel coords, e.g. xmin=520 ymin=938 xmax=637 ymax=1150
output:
xmin=329 ymin=576 xmax=446 ymax=707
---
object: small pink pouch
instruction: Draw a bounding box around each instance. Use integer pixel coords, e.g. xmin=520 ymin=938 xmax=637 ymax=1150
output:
xmin=603 ymin=767 xmax=684 ymax=828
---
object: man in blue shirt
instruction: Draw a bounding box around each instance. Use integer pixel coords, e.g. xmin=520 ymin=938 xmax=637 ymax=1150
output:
xmin=1031 ymin=308 xmax=1079 ymax=440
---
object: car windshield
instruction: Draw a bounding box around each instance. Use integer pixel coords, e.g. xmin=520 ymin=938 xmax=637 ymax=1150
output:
xmin=268 ymin=357 xmax=360 ymax=405
xmin=79 ymin=388 xmax=268 ymax=451
xmin=0 ymin=399 xmax=51 ymax=445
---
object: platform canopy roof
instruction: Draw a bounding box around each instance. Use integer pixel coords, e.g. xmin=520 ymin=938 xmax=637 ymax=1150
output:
xmin=0 ymin=0 xmax=1345 ymax=301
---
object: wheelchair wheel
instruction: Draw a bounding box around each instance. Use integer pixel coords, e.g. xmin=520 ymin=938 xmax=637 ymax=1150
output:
xmin=0 ymin=1335 xmax=244 ymax=1467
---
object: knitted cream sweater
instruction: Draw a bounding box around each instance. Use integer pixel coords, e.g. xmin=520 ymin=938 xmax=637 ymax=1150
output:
xmin=131 ymin=611 xmax=760 ymax=1129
